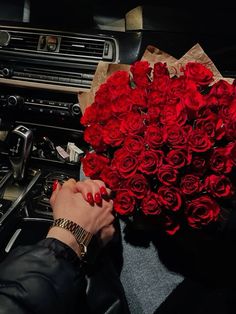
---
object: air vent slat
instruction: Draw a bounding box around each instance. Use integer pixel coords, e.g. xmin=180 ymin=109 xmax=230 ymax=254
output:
xmin=60 ymin=36 xmax=106 ymax=58
xmin=8 ymin=32 xmax=39 ymax=51
xmin=60 ymin=49 xmax=103 ymax=57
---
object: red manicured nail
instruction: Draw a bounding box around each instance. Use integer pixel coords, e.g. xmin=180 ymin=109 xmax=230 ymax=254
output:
xmin=94 ymin=192 xmax=102 ymax=204
xmin=52 ymin=180 xmax=58 ymax=192
xmin=87 ymin=193 xmax=94 ymax=205
xmin=100 ymin=186 xmax=108 ymax=197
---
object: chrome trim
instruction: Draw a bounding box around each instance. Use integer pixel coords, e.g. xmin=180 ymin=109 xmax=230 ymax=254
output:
xmin=22 ymin=217 xmax=53 ymax=223
xmin=15 ymin=121 xmax=84 ymax=134
xmin=5 ymin=228 xmax=22 ymax=253
xmin=6 ymin=76 xmax=91 ymax=88
xmin=0 ymin=50 xmax=103 ymax=63
xmin=0 ymin=170 xmax=12 ymax=189
xmin=0 ymin=170 xmax=41 ymax=226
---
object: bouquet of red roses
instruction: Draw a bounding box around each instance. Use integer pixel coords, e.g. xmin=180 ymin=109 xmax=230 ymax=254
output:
xmin=80 ymin=52 xmax=236 ymax=235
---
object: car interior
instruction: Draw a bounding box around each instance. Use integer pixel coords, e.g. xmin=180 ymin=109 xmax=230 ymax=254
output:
xmin=0 ymin=0 xmax=236 ymax=293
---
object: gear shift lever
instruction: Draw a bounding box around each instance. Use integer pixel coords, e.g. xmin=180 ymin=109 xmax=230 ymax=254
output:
xmin=7 ymin=125 xmax=33 ymax=181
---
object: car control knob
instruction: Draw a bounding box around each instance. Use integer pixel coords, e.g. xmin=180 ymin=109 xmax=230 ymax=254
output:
xmin=7 ymin=95 xmax=24 ymax=107
xmin=0 ymin=30 xmax=10 ymax=47
xmin=2 ymin=67 xmax=13 ymax=78
xmin=71 ymin=103 xmax=81 ymax=115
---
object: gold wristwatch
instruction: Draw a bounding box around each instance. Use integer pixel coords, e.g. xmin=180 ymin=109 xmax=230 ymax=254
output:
xmin=52 ymin=218 xmax=93 ymax=259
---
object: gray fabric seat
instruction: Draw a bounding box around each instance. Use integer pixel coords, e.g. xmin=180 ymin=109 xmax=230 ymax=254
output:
xmin=120 ymin=220 xmax=184 ymax=314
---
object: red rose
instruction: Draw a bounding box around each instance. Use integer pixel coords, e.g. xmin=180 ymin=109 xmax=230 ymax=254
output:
xmin=110 ymin=95 xmax=133 ymax=116
xmin=185 ymin=195 xmax=220 ymax=228
xmin=158 ymin=186 xmax=182 ymax=211
xmin=84 ymin=124 xmax=106 ymax=151
xmin=102 ymin=119 xmax=125 ymax=147
xmin=182 ymin=89 xmax=204 ymax=111
xmin=195 ymin=117 xmax=225 ymax=140
xmin=120 ymin=112 xmax=145 ymax=136
xmin=81 ymin=152 xmax=110 ymax=178
xmin=141 ymin=192 xmax=161 ymax=215
xmin=80 ymin=104 xmax=98 ymax=126
xmin=210 ymin=146 xmax=233 ymax=174
xmin=191 ymin=155 xmax=207 ymax=175
xmin=165 ymin=125 xmax=189 ymax=148
xmin=229 ymin=142 xmax=236 ymax=166
xmin=148 ymin=90 xmax=164 ymax=107
xmin=218 ymin=99 xmax=236 ymax=123
xmin=106 ymin=70 xmax=131 ymax=101
xmin=127 ymin=173 xmax=149 ymax=199
xmin=183 ymin=62 xmax=213 ymax=86
xmin=145 ymin=125 xmax=166 ymax=150
xmin=130 ymin=88 xmax=148 ymax=111
xmin=209 ymin=79 xmax=234 ymax=105
xmin=225 ymin=119 xmax=236 ymax=140
xmin=228 ymin=99 xmax=236 ymax=121
xmin=180 ymin=174 xmax=201 ymax=195
xmin=114 ymin=190 xmax=136 ymax=215
xmin=100 ymin=166 xmax=123 ymax=190
xmin=188 ymin=129 xmax=212 ymax=152
xmin=130 ymin=60 xmax=151 ymax=88
xmin=166 ymin=149 xmax=191 ymax=168
xmin=124 ymin=135 xmax=144 ymax=155
xmin=145 ymin=106 xmax=161 ymax=124
xmin=94 ymin=82 xmax=111 ymax=106
xmin=112 ymin=148 xmax=139 ymax=179
xmin=204 ymin=174 xmax=233 ymax=198
xmin=218 ymin=104 xmax=232 ymax=123
xmin=158 ymin=165 xmax=178 ymax=186
xmin=160 ymin=102 xmax=187 ymax=126
xmin=153 ymin=62 xmax=169 ymax=80
xmin=138 ymin=150 xmax=163 ymax=175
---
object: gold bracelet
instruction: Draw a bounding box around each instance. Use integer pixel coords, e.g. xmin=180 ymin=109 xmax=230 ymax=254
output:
xmin=51 ymin=218 xmax=93 ymax=259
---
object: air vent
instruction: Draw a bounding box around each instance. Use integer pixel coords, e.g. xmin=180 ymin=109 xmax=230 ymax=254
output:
xmin=60 ymin=37 xmax=114 ymax=61
xmin=5 ymin=31 xmax=39 ymax=52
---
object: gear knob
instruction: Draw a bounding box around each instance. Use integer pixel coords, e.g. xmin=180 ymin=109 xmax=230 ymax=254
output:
xmin=7 ymin=125 xmax=33 ymax=181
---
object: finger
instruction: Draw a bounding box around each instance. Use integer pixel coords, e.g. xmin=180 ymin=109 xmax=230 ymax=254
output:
xmin=76 ymin=179 xmax=110 ymax=204
xmin=76 ymin=180 xmax=103 ymax=205
xmin=61 ymin=178 xmax=77 ymax=192
xmin=93 ymin=180 xmax=111 ymax=198
xmin=102 ymin=210 xmax=115 ymax=226
xmin=99 ymin=224 xmax=116 ymax=246
xmin=49 ymin=181 xmax=62 ymax=206
xmin=75 ymin=181 xmax=94 ymax=204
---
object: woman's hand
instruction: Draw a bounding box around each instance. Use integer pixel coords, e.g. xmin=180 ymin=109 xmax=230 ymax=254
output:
xmin=47 ymin=179 xmax=115 ymax=257
xmin=49 ymin=179 xmax=114 ymax=234
xmin=75 ymin=179 xmax=115 ymax=247
xmin=75 ymin=179 xmax=111 ymax=205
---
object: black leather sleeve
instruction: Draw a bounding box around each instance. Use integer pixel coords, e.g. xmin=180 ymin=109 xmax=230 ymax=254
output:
xmin=0 ymin=238 xmax=88 ymax=314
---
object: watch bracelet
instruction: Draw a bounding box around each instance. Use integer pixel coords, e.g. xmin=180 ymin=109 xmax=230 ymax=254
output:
xmin=51 ymin=218 xmax=93 ymax=252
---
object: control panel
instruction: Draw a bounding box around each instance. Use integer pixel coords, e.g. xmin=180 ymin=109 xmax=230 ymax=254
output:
xmin=0 ymin=93 xmax=81 ymax=117
xmin=0 ymin=85 xmax=82 ymax=128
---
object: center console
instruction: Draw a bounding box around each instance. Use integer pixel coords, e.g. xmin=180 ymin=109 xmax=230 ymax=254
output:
xmin=0 ymin=116 xmax=84 ymax=259
xmin=0 ymin=26 xmax=94 ymax=259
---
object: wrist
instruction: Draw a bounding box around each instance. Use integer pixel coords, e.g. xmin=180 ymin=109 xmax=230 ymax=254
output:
xmin=47 ymin=227 xmax=82 ymax=258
